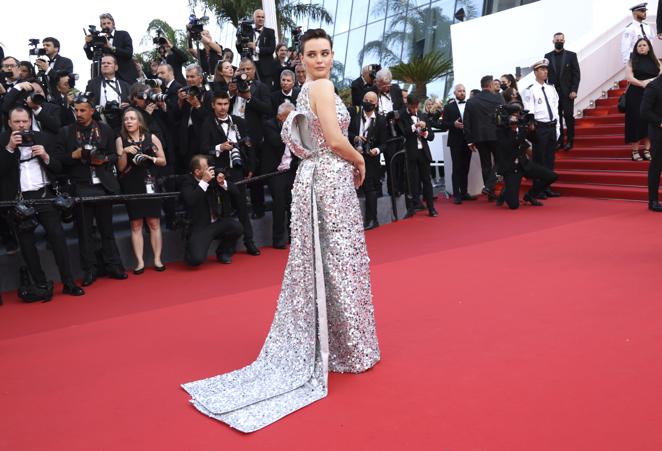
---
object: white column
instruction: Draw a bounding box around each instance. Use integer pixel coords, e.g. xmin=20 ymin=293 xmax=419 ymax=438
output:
xmin=263 ymin=0 xmax=279 ymax=40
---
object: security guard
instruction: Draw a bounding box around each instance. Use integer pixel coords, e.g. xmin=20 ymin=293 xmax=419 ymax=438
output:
xmin=621 ymin=3 xmax=655 ymax=64
xmin=522 ymin=58 xmax=561 ymax=198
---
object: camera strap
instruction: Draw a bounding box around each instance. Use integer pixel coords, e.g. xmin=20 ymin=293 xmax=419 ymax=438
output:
xmin=102 ymin=79 xmax=122 ymax=104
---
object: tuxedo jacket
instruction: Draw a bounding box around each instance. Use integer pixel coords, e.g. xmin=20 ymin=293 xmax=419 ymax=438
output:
xmin=230 ymin=79 xmax=272 ymax=142
xmin=348 ymin=108 xmax=387 ymax=167
xmin=544 ymin=49 xmax=581 ymax=95
xmin=641 ymin=75 xmax=662 ymax=135
xmin=85 ymin=77 xmax=131 ymax=106
xmin=84 ymin=29 xmax=138 ymax=84
xmin=180 ymin=174 xmax=241 ymax=229
xmin=47 ymin=55 xmax=75 ymax=90
xmin=199 ymin=114 xmax=254 ymax=173
xmin=0 ymin=88 xmax=62 ymax=135
xmin=440 ymin=100 xmax=469 ymax=148
xmin=0 ymin=130 xmax=63 ymax=201
xmin=237 ymin=27 xmax=276 ymax=77
xmin=58 ymin=121 xmax=120 ymax=193
xmin=398 ymin=111 xmax=435 ymax=162
xmin=351 ymin=76 xmax=372 ymax=107
xmin=463 ymin=90 xmax=504 ymax=144
xmin=165 ymin=47 xmax=188 ymax=85
xmin=174 ymin=88 xmax=213 ymax=160
xmin=270 ymin=88 xmax=299 ymax=115
xmin=51 ymin=92 xmax=76 ymax=126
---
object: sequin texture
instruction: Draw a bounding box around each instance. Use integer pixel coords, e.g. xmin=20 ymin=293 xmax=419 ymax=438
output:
xmin=181 ymin=82 xmax=381 ymax=433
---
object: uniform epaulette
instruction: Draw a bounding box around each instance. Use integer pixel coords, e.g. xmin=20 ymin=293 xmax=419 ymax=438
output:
xmin=526 ymin=84 xmax=533 ymax=89
xmin=626 ymin=22 xmax=633 ymax=27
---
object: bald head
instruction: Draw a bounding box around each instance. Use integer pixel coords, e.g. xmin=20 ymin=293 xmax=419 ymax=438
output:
xmin=454 ymin=84 xmax=466 ymax=101
xmin=363 ymin=91 xmax=378 ymax=102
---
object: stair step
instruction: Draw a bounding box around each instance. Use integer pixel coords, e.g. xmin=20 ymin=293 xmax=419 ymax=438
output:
xmin=608 ymin=88 xmax=626 ymax=97
xmin=595 ymin=97 xmax=619 ymax=107
xmin=576 ymin=114 xmax=625 ymax=125
xmin=583 ymin=106 xmax=621 ymax=116
xmin=575 ymin=124 xmax=623 ymax=135
xmin=522 ymin=181 xmax=651 ymax=201
xmin=555 ymin=158 xmax=650 ymax=171
xmin=573 ymin=135 xmax=625 ymax=146
xmin=619 ymin=79 xmax=628 ymax=88
xmin=556 ymin=169 xmax=651 ymax=185
xmin=565 ymin=147 xmax=633 ymax=158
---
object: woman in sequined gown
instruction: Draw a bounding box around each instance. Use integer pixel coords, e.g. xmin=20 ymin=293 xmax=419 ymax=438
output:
xmin=181 ymin=29 xmax=380 ymax=433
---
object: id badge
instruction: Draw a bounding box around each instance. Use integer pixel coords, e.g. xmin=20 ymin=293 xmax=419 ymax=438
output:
xmin=90 ymin=167 xmax=101 ymax=185
xmin=145 ymin=173 xmax=155 ymax=194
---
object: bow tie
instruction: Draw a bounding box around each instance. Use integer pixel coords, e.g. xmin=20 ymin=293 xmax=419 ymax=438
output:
xmin=104 ymin=79 xmax=116 ymax=85
xmin=218 ymin=118 xmax=230 ymax=125
xmin=457 ymin=100 xmax=466 ymax=104
xmin=283 ymin=94 xmax=292 ymax=100
xmin=254 ymin=28 xmax=262 ymax=33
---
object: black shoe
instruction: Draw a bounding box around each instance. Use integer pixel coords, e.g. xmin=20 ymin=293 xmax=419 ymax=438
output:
xmin=453 ymin=196 xmax=462 ymax=205
xmin=462 ymin=194 xmax=477 ymax=201
xmin=496 ymin=193 xmax=505 ymax=207
xmin=218 ymin=253 xmax=232 ymax=264
xmin=133 ymin=266 xmax=145 ymax=275
xmin=403 ymin=208 xmax=416 ymax=219
xmin=524 ymin=193 xmax=544 ymax=206
xmin=154 ymin=265 xmax=167 ymax=272
xmin=5 ymin=240 xmax=18 ymax=255
xmin=364 ymin=219 xmax=379 ymax=230
xmin=81 ymin=271 xmax=97 ymax=287
xmin=545 ymin=189 xmax=561 ymax=198
xmin=649 ymin=201 xmax=662 ymax=212
xmin=108 ymin=270 xmax=128 ymax=280
xmin=415 ymin=202 xmax=426 ymax=211
xmin=63 ymin=283 xmax=85 ymax=296
xmin=428 ymin=208 xmax=439 ymax=217
xmin=563 ymin=141 xmax=573 ymax=151
xmin=536 ymin=192 xmax=548 ymax=200
xmin=245 ymin=241 xmax=261 ymax=256
xmin=251 ymin=211 xmax=265 ymax=219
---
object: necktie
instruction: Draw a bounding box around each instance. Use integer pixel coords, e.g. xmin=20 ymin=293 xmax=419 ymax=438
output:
xmin=541 ymin=86 xmax=554 ymax=122
xmin=641 ymin=23 xmax=648 ymax=38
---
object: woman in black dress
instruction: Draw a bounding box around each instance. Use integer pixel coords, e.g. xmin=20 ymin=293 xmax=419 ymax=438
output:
xmin=115 ymin=108 xmax=167 ymax=274
xmin=625 ymin=38 xmax=661 ymax=161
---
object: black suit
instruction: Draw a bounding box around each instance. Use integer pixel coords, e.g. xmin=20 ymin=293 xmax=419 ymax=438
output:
xmin=545 ymin=49 xmax=580 ymax=144
xmin=59 ymin=121 xmax=123 ymax=274
xmin=200 ymin=114 xmax=255 ymax=245
xmin=180 ymin=174 xmax=243 ymax=266
xmin=164 ymin=47 xmax=188 ymax=85
xmin=463 ymin=90 xmax=505 ymax=193
xmin=45 ymin=55 xmax=75 ymax=93
xmin=399 ymin=111 xmax=435 ymax=211
xmin=174 ymin=87 xmax=213 ymax=172
xmin=351 ymin=76 xmax=373 ymax=107
xmin=84 ymin=77 xmax=131 ymax=106
xmin=372 ymin=84 xmax=405 ymax=195
xmin=0 ymin=130 xmax=77 ymax=285
xmin=270 ymin=88 xmax=298 ymax=115
xmin=349 ymin=109 xmax=387 ymax=223
xmin=641 ymin=75 xmax=662 ymax=202
xmin=0 ymin=87 xmax=63 ymax=136
xmin=237 ymin=27 xmax=276 ymax=88
xmin=84 ymin=30 xmax=138 ymax=84
xmin=440 ymin=99 xmax=471 ymax=198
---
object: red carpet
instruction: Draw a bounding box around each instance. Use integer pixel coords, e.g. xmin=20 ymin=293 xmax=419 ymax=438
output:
xmin=2 ymin=197 xmax=662 ymax=450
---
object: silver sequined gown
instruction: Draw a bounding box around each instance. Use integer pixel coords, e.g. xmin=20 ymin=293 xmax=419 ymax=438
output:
xmin=181 ymin=82 xmax=381 ymax=433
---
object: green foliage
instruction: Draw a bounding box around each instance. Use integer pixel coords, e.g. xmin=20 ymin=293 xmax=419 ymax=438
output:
xmin=136 ymin=19 xmax=193 ymax=68
xmin=390 ymin=52 xmax=453 ymax=99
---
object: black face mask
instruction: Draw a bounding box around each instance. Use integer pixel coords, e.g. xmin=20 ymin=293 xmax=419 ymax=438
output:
xmin=554 ymin=42 xmax=564 ymax=50
xmin=362 ymin=102 xmax=376 ymax=113
xmin=500 ymin=83 xmax=508 ymax=91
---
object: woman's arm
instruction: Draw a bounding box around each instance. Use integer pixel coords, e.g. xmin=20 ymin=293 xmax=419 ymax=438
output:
xmin=151 ymin=135 xmax=167 ymax=167
xmin=625 ymin=62 xmax=645 ymax=88
xmin=309 ymin=79 xmax=365 ymax=186
xmin=116 ymin=137 xmax=128 ymax=172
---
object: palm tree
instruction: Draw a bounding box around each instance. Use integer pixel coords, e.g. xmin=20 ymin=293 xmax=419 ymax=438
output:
xmin=137 ymin=19 xmax=192 ymax=66
xmin=390 ymin=52 xmax=453 ymax=99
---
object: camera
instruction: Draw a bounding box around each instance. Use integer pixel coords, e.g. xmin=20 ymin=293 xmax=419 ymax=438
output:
xmin=495 ymin=103 xmax=534 ymax=128
xmin=290 ymin=26 xmax=303 ymax=52
xmin=145 ymin=78 xmax=163 ymax=88
xmin=187 ymin=14 xmax=209 ymax=41
xmin=28 ymin=39 xmax=47 ymax=57
xmin=12 ymin=200 xmax=38 ymax=232
xmin=385 ymin=110 xmax=401 ymax=138
xmin=236 ymin=19 xmax=255 ymax=57
xmin=81 ymin=143 xmax=98 ymax=162
xmin=153 ymin=28 xmax=168 ymax=46
xmin=231 ymin=72 xmax=251 ymax=93
xmin=18 ymin=130 xmax=36 ymax=147
xmin=133 ymin=153 xmax=154 ymax=167
xmin=87 ymin=25 xmax=109 ymax=49
xmin=181 ymin=85 xmax=203 ymax=98
xmin=368 ymin=64 xmax=382 ymax=81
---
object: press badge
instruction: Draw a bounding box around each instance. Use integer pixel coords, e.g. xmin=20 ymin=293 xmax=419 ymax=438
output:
xmin=90 ymin=167 xmax=101 ymax=184
xmin=145 ymin=172 xmax=155 ymax=194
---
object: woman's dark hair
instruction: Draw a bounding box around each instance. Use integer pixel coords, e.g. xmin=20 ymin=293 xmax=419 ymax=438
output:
xmin=299 ymin=28 xmax=333 ymax=53
xmin=213 ymin=60 xmax=233 ymax=82
xmin=630 ymin=37 xmax=661 ymax=69
xmin=502 ymin=87 xmax=521 ymax=103
xmin=500 ymin=73 xmax=518 ymax=91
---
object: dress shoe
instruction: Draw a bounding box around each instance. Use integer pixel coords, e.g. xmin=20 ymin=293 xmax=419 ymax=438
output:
xmin=462 ymin=194 xmax=477 ymax=201
xmin=415 ymin=202 xmax=426 ymax=211
xmin=251 ymin=211 xmax=265 ymax=219
xmin=563 ymin=141 xmax=573 ymax=151
xmin=535 ymin=192 xmax=548 ymax=200
xmin=524 ymin=193 xmax=544 ymax=206
xmin=245 ymin=241 xmax=261 ymax=256
xmin=453 ymin=196 xmax=462 ymax=205
xmin=545 ymin=189 xmax=561 ymax=198
xmin=154 ymin=265 xmax=167 ymax=272
xmin=133 ymin=266 xmax=145 ymax=275
xmin=496 ymin=192 xmax=505 ymax=207
xmin=63 ymin=283 xmax=85 ymax=296
xmin=403 ymin=208 xmax=416 ymax=219
xmin=649 ymin=201 xmax=662 ymax=212
xmin=108 ymin=270 xmax=128 ymax=280
xmin=218 ymin=253 xmax=232 ymax=264
xmin=81 ymin=271 xmax=97 ymax=287
xmin=364 ymin=219 xmax=379 ymax=230
xmin=428 ymin=208 xmax=439 ymax=217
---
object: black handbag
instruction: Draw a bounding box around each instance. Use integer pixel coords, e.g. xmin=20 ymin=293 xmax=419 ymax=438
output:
xmin=617 ymin=85 xmax=628 ymax=113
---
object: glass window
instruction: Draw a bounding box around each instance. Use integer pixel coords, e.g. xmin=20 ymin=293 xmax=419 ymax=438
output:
xmin=324 ymin=0 xmax=338 ymax=34
xmin=333 ymin=31 xmax=349 ymax=71
xmin=362 ymin=20 xmax=386 ymax=65
xmin=345 ymin=26 xmax=366 ymax=80
xmin=335 ymin=0 xmax=353 ymax=34
xmin=369 ymin=0 xmax=387 ymax=22
xmin=351 ymin=1 xmax=370 ymax=29
xmin=426 ymin=0 xmax=454 ymax=59
xmin=383 ymin=13 xmax=405 ymax=64
xmin=454 ymin=0 xmax=484 ymax=20
xmin=489 ymin=0 xmax=522 ymax=13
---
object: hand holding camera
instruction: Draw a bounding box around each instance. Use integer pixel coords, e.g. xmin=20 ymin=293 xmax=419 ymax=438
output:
xmin=202 ymin=166 xmax=215 ymax=183
xmin=123 ymin=145 xmax=139 ymax=155
xmin=30 ymin=145 xmax=49 ymax=162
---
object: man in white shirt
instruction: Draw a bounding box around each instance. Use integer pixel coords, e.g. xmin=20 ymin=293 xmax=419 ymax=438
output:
xmin=621 ymin=3 xmax=656 ymax=64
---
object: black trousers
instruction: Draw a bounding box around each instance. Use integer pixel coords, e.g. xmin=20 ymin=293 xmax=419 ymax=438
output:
xmin=225 ymin=167 xmax=254 ymax=244
xmin=406 ymin=152 xmax=434 ymax=210
xmin=72 ymin=184 xmax=123 ymax=273
xmin=18 ymin=189 xmax=75 ymax=285
xmin=648 ymin=135 xmax=662 ymax=202
xmin=557 ymin=94 xmax=575 ymax=144
xmin=475 ymin=141 xmax=499 ymax=192
xmin=450 ymin=144 xmax=471 ymax=197
xmin=185 ymin=218 xmax=243 ymax=266
xmin=267 ymin=169 xmax=295 ymax=244
xmin=362 ymin=156 xmax=381 ymax=222
xmin=502 ymin=161 xmax=558 ymax=209
xmin=533 ymin=124 xmax=558 ymax=171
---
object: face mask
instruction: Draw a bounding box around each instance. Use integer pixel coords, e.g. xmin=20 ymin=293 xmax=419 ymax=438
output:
xmin=554 ymin=42 xmax=564 ymax=50
xmin=362 ymin=102 xmax=376 ymax=112
xmin=500 ymin=83 xmax=508 ymax=91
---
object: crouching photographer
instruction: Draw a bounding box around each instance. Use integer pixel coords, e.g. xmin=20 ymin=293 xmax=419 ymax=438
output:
xmin=495 ymin=102 xmax=558 ymax=209
xmin=180 ymin=155 xmax=243 ymax=265
xmin=0 ymin=107 xmax=84 ymax=300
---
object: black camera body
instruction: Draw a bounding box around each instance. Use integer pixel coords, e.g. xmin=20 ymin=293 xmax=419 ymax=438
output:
xmin=188 ymin=14 xmax=209 ymax=41
xmin=368 ymin=64 xmax=382 ymax=81
xmin=28 ymin=38 xmax=47 ymax=57
xmin=231 ymin=73 xmax=251 ymax=93
xmin=18 ymin=130 xmax=36 ymax=147
xmin=236 ymin=19 xmax=255 ymax=57
xmin=181 ymin=85 xmax=203 ymax=98
xmin=385 ymin=110 xmax=401 ymax=138
xmin=87 ymin=25 xmax=109 ymax=49
xmin=153 ymin=29 xmax=167 ymax=46
xmin=495 ymin=103 xmax=534 ymax=129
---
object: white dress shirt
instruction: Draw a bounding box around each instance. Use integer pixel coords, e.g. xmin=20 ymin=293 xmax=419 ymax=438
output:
xmin=5 ymin=145 xmax=49 ymax=192
xmin=378 ymin=92 xmax=394 ymax=114
xmin=100 ymin=77 xmax=122 ymax=107
xmin=522 ymin=80 xmax=560 ymax=138
xmin=621 ymin=20 xmax=656 ymax=64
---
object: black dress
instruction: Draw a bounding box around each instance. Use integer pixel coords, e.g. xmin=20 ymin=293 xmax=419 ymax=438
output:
xmin=119 ymin=133 xmax=162 ymax=220
xmin=625 ymin=58 xmax=660 ymax=143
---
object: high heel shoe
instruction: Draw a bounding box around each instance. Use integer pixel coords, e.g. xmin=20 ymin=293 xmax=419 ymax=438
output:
xmin=133 ymin=267 xmax=145 ymax=275
xmin=632 ymin=150 xmax=643 ymax=161
xmin=154 ymin=265 xmax=166 ymax=272
xmin=643 ymin=149 xmax=652 ymax=161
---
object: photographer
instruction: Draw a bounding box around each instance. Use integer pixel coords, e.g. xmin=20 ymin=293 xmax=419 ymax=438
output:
xmin=52 ymin=74 xmax=77 ymax=126
xmin=34 ymin=37 xmax=74 ymax=96
xmin=495 ymin=102 xmax=558 ymax=209
xmin=59 ymin=94 xmax=127 ymax=286
xmin=271 ymin=69 xmax=298 ymax=115
xmin=294 ymin=63 xmax=306 ymax=89
xmin=200 ymin=91 xmax=259 ymax=256
xmin=155 ymin=34 xmax=187 ymax=86
xmin=235 ymin=10 xmax=276 ymax=88
xmin=174 ymin=63 xmax=212 ymax=173
xmin=0 ymin=107 xmax=84 ymax=299
xmin=84 ymin=13 xmax=138 ymax=84
xmin=1 ymin=80 xmax=62 ymax=136
xmin=274 ymin=43 xmax=292 ymax=86
xmin=85 ymin=55 xmax=130 ymax=132
xmin=229 ymin=58 xmax=272 ymax=219
xmin=351 ymin=64 xmax=379 ymax=107
xmin=463 ymin=75 xmax=505 ymax=201
xmin=180 ymin=154 xmax=243 ymax=266
xmin=349 ymin=91 xmax=387 ymax=230
xmin=1 ymin=57 xmax=21 ymax=90
xmin=399 ymin=94 xmax=438 ymax=218
xmin=188 ymin=29 xmax=223 ymax=77
xmin=262 ymin=101 xmax=297 ymax=248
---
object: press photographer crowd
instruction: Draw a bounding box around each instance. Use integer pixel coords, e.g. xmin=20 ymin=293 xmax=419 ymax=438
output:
xmin=2 ymin=3 xmax=659 ymax=304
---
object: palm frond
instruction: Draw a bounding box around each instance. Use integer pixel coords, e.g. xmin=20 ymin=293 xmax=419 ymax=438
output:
xmin=391 ymin=52 xmax=453 ymax=98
